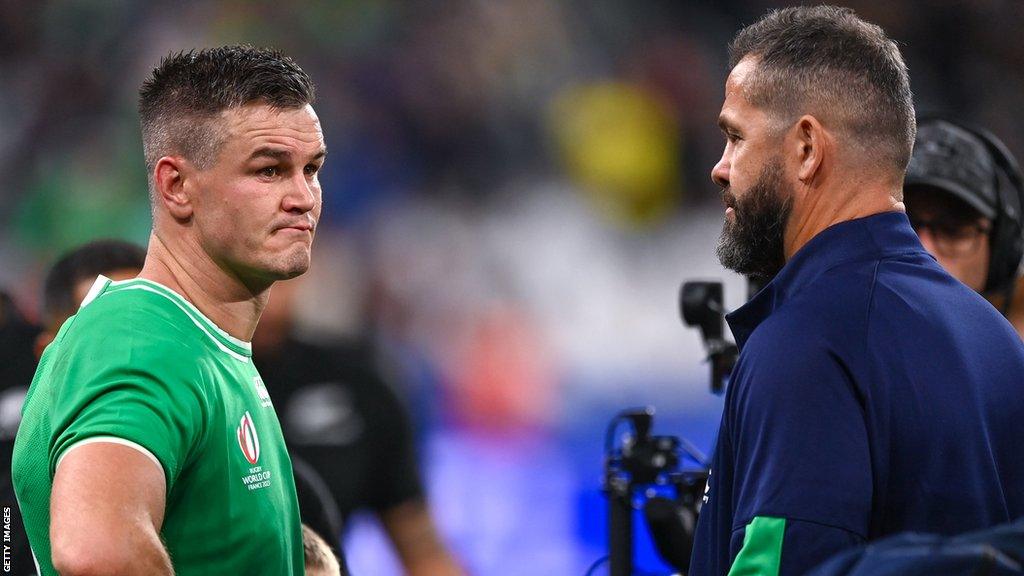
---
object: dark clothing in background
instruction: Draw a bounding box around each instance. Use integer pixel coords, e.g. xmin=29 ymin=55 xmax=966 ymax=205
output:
xmin=292 ymin=454 xmax=350 ymax=576
xmin=691 ymin=212 xmax=1024 ymax=576
xmin=0 ymin=291 xmax=41 ymax=576
xmin=256 ymin=336 xmax=425 ymax=540
xmin=808 ymin=517 xmax=1024 ymax=576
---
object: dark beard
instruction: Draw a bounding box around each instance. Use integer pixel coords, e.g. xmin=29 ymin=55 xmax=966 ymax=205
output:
xmin=716 ymin=161 xmax=792 ymax=283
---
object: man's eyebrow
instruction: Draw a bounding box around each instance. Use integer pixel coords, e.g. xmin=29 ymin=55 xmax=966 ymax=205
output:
xmin=248 ymin=147 xmax=327 ymax=162
xmin=718 ymin=115 xmax=735 ymax=132
xmin=248 ymin=147 xmax=291 ymax=162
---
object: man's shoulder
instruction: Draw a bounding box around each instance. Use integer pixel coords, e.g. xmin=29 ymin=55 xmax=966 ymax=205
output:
xmin=870 ymin=254 xmax=1005 ymax=329
xmin=58 ymin=281 xmax=207 ymax=367
xmin=72 ymin=279 xmax=185 ymax=330
xmin=758 ymin=255 xmax=918 ymax=341
xmin=753 ymin=273 xmax=874 ymax=348
xmin=737 ymin=263 xmax=880 ymax=379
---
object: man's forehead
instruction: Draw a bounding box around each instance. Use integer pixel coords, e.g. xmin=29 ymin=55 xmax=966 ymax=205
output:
xmin=723 ymin=58 xmax=758 ymax=105
xmin=726 ymin=57 xmax=757 ymax=91
xmin=718 ymin=94 xmax=745 ymax=131
xmin=221 ymin=102 xmax=319 ymax=123
xmin=719 ymin=57 xmax=764 ymax=127
xmin=221 ymin=103 xmax=324 ymax=153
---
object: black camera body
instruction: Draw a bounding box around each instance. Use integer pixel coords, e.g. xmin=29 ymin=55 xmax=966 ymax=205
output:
xmin=603 ymin=408 xmax=708 ymax=576
xmin=680 ymin=281 xmax=738 ymax=394
xmin=597 ymin=280 xmax=745 ymax=575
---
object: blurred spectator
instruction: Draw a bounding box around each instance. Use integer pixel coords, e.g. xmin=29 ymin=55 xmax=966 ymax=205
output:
xmin=0 ymin=239 xmax=145 ymax=576
xmin=904 ymin=118 xmax=1024 ymax=338
xmin=254 ymin=278 xmax=463 ymax=576
xmin=2 ymin=3 xmax=1024 ymax=574
xmin=0 ymin=290 xmax=40 ymax=576
xmin=34 ymin=239 xmax=146 ymax=356
xmin=303 ymin=524 xmax=346 ymax=576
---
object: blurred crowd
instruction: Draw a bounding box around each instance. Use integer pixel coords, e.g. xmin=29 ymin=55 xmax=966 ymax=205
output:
xmin=1 ymin=1 xmax=1023 ymax=573
xmin=5 ymin=0 xmax=1021 ymax=428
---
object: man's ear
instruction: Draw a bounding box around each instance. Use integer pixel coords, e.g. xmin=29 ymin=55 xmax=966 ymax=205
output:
xmin=793 ymin=114 xmax=829 ymax=185
xmin=153 ymin=156 xmax=195 ymax=221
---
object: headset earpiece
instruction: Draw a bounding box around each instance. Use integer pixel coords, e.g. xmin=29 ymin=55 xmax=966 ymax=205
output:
xmin=914 ymin=116 xmax=1024 ymax=294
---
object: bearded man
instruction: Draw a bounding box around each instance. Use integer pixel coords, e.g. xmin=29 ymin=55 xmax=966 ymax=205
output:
xmin=690 ymin=6 xmax=1024 ymax=576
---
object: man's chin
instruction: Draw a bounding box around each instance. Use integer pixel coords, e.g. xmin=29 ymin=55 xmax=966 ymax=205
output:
xmin=250 ymin=253 xmax=312 ymax=284
xmin=273 ymin=243 xmax=314 ymax=276
xmin=275 ymin=256 xmax=312 ymax=280
xmin=278 ymin=264 xmax=310 ymax=280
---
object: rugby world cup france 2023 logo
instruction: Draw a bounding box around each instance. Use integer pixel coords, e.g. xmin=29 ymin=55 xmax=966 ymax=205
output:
xmin=237 ymin=411 xmax=261 ymax=465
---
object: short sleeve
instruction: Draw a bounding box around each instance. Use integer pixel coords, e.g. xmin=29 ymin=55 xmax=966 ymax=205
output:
xmin=367 ymin=375 xmax=424 ymax=511
xmin=47 ymin=324 xmax=208 ymax=494
xmin=727 ymin=339 xmax=872 ymax=573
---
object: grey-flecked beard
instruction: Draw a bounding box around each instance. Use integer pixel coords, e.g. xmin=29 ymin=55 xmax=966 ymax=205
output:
xmin=716 ymin=161 xmax=792 ymax=284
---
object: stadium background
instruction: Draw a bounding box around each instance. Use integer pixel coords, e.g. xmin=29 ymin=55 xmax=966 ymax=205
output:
xmin=1 ymin=1 xmax=1021 ymax=573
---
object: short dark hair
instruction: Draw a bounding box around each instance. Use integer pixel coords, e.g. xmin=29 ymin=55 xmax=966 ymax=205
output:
xmin=729 ymin=6 xmax=915 ymax=173
xmin=138 ymin=45 xmax=316 ymax=183
xmin=42 ymin=239 xmax=146 ymax=328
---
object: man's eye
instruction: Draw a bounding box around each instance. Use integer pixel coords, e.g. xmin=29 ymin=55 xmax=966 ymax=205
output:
xmin=304 ymin=164 xmax=320 ymax=176
xmin=939 ymin=224 xmax=979 ymax=240
xmin=727 ymin=132 xmax=741 ymax=143
xmin=258 ymin=167 xmax=278 ymax=178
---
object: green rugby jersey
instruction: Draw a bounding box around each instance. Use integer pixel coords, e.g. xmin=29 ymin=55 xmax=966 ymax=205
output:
xmin=12 ymin=276 xmax=303 ymax=575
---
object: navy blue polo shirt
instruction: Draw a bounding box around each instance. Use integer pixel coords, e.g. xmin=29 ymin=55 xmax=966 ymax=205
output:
xmin=690 ymin=211 xmax=1024 ymax=576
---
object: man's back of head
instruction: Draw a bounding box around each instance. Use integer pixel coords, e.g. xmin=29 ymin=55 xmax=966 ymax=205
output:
xmin=42 ymin=239 xmax=147 ymax=329
xmin=729 ymin=5 xmax=916 ymax=178
xmin=37 ymin=239 xmax=146 ymax=357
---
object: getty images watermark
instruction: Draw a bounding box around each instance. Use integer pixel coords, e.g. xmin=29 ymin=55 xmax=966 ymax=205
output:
xmin=3 ymin=506 xmax=11 ymax=573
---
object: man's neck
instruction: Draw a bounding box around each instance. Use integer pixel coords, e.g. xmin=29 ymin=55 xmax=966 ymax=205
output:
xmin=138 ymin=233 xmax=268 ymax=342
xmin=784 ymin=179 xmax=905 ymax=260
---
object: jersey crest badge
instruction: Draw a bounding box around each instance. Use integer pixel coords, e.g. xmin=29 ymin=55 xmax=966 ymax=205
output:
xmin=237 ymin=411 xmax=261 ymax=465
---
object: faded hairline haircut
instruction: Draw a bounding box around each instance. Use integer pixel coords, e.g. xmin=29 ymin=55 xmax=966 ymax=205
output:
xmin=729 ymin=5 xmax=916 ymax=174
xmin=138 ymin=45 xmax=316 ymax=194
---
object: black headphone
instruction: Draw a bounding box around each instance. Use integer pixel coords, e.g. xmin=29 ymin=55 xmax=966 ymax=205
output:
xmin=914 ymin=117 xmax=1024 ymax=294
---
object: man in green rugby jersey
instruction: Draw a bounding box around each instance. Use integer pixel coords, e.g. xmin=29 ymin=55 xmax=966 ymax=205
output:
xmin=13 ymin=45 xmax=326 ymax=575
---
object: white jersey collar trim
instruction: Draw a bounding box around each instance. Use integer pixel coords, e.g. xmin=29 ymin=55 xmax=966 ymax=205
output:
xmin=96 ymin=275 xmax=253 ymax=354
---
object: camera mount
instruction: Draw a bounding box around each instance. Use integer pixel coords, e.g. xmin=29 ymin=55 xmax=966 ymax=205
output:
xmin=603 ymin=408 xmax=709 ymax=576
xmin=680 ymin=281 xmax=738 ymax=394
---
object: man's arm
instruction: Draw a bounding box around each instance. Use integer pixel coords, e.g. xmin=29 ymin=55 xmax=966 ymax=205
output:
xmin=380 ymin=500 xmax=463 ymax=576
xmin=50 ymin=442 xmax=172 ymax=576
xmin=725 ymin=337 xmax=872 ymax=575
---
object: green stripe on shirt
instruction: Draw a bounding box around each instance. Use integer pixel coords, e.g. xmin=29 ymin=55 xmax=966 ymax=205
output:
xmin=728 ymin=516 xmax=786 ymax=576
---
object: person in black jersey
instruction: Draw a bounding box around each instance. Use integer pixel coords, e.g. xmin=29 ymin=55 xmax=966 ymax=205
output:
xmin=254 ymin=278 xmax=462 ymax=576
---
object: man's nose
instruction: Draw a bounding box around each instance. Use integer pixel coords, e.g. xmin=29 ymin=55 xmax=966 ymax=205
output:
xmin=711 ymin=155 xmax=729 ymax=189
xmin=283 ymin=174 xmax=317 ymax=213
